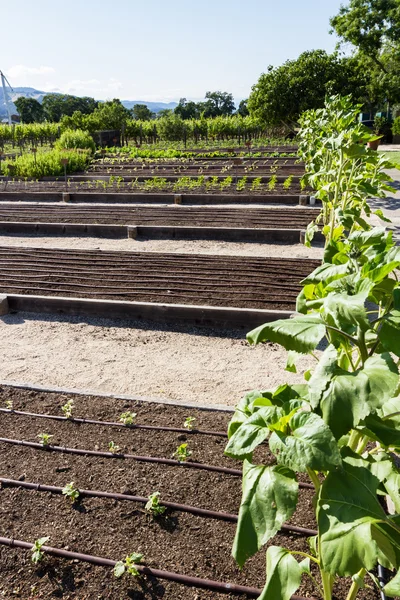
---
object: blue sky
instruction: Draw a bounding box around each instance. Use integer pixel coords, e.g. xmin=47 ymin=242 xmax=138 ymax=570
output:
xmin=3 ymin=0 xmax=345 ymax=102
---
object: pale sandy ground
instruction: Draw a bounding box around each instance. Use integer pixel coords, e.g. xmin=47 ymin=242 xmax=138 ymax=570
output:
xmin=0 ymin=234 xmax=323 ymax=258
xmin=0 ymin=312 xmax=317 ymax=407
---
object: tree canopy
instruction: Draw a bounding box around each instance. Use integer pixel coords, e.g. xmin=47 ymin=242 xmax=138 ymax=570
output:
xmin=41 ymin=94 xmax=98 ymax=122
xmin=14 ymin=97 xmax=44 ymax=123
xmin=131 ymin=104 xmax=154 ymax=121
xmin=248 ymin=50 xmax=368 ymax=126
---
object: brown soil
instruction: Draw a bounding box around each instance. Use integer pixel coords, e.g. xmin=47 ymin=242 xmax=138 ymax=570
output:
xmin=0 ymin=205 xmax=319 ymax=229
xmin=0 ymin=247 xmax=320 ymax=310
xmin=0 ymin=386 xmax=379 ymax=599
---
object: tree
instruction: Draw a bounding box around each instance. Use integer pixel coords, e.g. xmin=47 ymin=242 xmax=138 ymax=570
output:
xmin=131 ymin=104 xmax=154 ymax=120
xmin=248 ymin=50 xmax=368 ymax=126
xmin=330 ymin=0 xmax=400 ymax=68
xmin=174 ymin=98 xmax=201 ymax=120
xmin=14 ymin=97 xmax=44 ymax=123
xmin=42 ymin=94 xmax=98 ymax=122
xmin=202 ymin=91 xmax=235 ymax=117
xmin=237 ymin=99 xmax=249 ymax=117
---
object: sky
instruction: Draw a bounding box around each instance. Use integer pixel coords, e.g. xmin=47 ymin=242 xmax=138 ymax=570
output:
xmin=2 ymin=0 xmax=346 ymax=103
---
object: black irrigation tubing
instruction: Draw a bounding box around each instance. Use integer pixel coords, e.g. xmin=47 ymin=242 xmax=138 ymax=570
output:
xmin=0 ymin=437 xmax=314 ymax=489
xmin=0 ymin=477 xmax=318 ymax=537
xmin=0 ymin=408 xmax=227 ymax=437
xmin=0 ymin=537 xmax=315 ymax=599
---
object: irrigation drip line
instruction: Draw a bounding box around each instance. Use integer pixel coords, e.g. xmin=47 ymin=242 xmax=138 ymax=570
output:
xmin=0 ymin=477 xmax=317 ymax=537
xmin=0 ymin=536 xmax=314 ymax=599
xmin=0 ymin=408 xmax=227 ymax=437
xmin=0 ymin=437 xmax=314 ymax=489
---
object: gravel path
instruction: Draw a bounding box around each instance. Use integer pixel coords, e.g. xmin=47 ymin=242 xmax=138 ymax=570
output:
xmin=0 ymin=312 xmax=316 ymax=407
xmin=0 ymin=234 xmax=323 ymax=258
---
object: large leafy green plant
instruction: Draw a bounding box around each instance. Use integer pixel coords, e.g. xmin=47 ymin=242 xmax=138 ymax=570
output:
xmin=226 ymin=96 xmax=400 ymax=600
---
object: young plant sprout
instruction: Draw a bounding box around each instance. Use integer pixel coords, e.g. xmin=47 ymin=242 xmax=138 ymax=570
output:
xmin=119 ymin=411 xmax=137 ymax=426
xmin=183 ymin=416 xmax=196 ymax=431
xmin=114 ymin=552 xmax=144 ymax=578
xmin=61 ymin=399 xmax=74 ymax=419
xmin=62 ymin=482 xmax=80 ymax=504
xmin=31 ymin=537 xmax=49 ymax=564
xmin=5 ymin=400 xmax=13 ymax=410
xmin=145 ymin=491 xmax=166 ymax=516
xmin=38 ymin=433 xmax=53 ymax=447
xmin=108 ymin=441 xmax=121 ymax=454
xmin=174 ymin=443 xmax=192 ymax=462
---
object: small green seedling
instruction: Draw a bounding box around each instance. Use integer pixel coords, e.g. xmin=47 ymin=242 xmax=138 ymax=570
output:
xmin=183 ymin=416 xmax=196 ymax=431
xmin=5 ymin=400 xmax=13 ymax=410
xmin=119 ymin=412 xmax=137 ymax=426
xmin=62 ymin=482 xmax=80 ymax=504
xmin=174 ymin=443 xmax=192 ymax=462
xmin=108 ymin=441 xmax=121 ymax=454
xmin=38 ymin=433 xmax=53 ymax=447
xmin=31 ymin=537 xmax=49 ymax=564
xmin=145 ymin=491 xmax=166 ymax=516
xmin=114 ymin=552 xmax=143 ymax=578
xmin=61 ymin=399 xmax=74 ymax=419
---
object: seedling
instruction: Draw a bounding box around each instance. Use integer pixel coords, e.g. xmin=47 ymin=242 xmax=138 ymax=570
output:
xmin=119 ymin=412 xmax=137 ymax=426
xmin=174 ymin=443 xmax=192 ymax=462
xmin=31 ymin=537 xmax=49 ymax=564
xmin=108 ymin=441 xmax=121 ymax=454
xmin=62 ymin=482 xmax=80 ymax=504
xmin=114 ymin=552 xmax=143 ymax=578
xmin=268 ymin=175 xmax=277 ymax=191
xmin=283 ymin=175 xmax=293 ymax=190
xmin=183 ymin=416 xmax=196 ymax=431
xmin=5 ymin=400 xmax=13 ymax=410
xmin=145 ymin=491 xmax=166 ymax=516
xmin=37 ymin=433 xmax=53 ymax=447
xmin=61 ymin=399 xmax=74 ymax=419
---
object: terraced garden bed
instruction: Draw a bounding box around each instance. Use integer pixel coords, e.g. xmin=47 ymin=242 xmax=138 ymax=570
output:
xmin=0 ymin=385 xmax=378 ymax=599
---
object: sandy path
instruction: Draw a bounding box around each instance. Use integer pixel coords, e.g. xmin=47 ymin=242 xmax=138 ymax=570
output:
xmin=0 ymin=234 xmax=323 ymax=258
xmin=0 ymin=312 xmax=316 ymax=407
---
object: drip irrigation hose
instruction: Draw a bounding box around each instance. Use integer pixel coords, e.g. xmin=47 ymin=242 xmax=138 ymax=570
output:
xmin=0 ymin=436 xmax=314 ymax=489
xmin=0 ymin=477 xmax=317 ymax=537
xmin=0 ymin=408 xmax=227 ymax=437
xmin=0 ymin=536 xmax=315 ymax=599
xmin=377 ymin=564 xmax=389 ymax=600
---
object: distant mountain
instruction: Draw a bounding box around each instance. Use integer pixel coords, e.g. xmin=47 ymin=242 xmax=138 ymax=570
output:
xmin=0 ymin=86 xmax=178 ymax=118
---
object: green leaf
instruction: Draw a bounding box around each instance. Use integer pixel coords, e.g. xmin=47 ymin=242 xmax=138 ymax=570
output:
xmin=379 ymin=310 xmax=400 ymax=357
xmin=227 ymin=391 xmax=270 ymax=438
xmin=385 ymin=473 xmax=400 ymax=513
xmin=114 ymin=561 xmax=126 ymax=578
xmin=383 ymin=570 xmax=400 ymax=597
xmin=309 ymin=347 xmax=398 ymax=439
xmin=247 ymin=316 xmax=325 ymax=353
xmin=269 ymin=411 xmax=341 ymax=472
xmin=259 ymin=546 xmax=304 ymax=600
xmin=361 ymin=414 xmax=400 ymax=448
xmin=285 ymin=350 xmax=300 ymax=373
xmin=232 ymin=462 xmax=298 ymax=567
xmin=225 ymin=407 xmax=280 ymax=459
xmin=318 ymin=459 xmax=387 ymax=576
xmin=302 ymin=262 xmax=349 ymax=285
xmin=323 ymin=290 xmax=370 ymax=331
xmin=373 ymin=209 xmax=391 ymax=223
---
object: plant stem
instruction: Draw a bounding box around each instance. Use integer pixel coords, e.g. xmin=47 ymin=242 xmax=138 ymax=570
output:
xmin=321 ymin=569 xmax=334 ymax=600
xmin=346 ymin=568 xmax=366 ymax=600
xmin=348 ymin=430 xmax=362 ymax=452
xmin=307 ymin=467 xmax=321 ymax=491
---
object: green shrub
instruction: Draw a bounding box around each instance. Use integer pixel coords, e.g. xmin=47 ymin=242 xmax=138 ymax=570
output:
xmin=392 ymin=116 xmax=400 ymax=136
xmin=4 ymin=149 xmax=92 ymax=178
xmin=55 ymin=128 xmax=95 ymax=153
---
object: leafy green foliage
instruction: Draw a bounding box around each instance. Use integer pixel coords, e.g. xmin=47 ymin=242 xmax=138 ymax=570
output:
xmin=119 ymin=411 xmax=137 ymax=426
xmin=145 ymin=491 xmax=167 ymax=516
xmin=31 ymin=537 xmax=49 ymax=564
xmin=113 ymin=552 xmax=143 ymax=578
xmin=61 ymin=399 xmax=74 ymax=419
xmin=227 ymin=95 xmax=400 ymax=600
xmin=108 ymin=441 xmax=121 ymax=454
xmin=62 ymin=482 xmax=80 ymax=504
xmin=183 ymin=416 xmax=196 ymax=430
xmin=174 ymin=443 xmax=191 ymax=462
xmin=55 ymin=129 xmax=95 ymax=153
xmin=37 ymin=433 xmax=53 ymax=447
